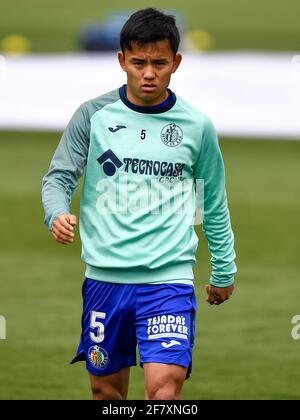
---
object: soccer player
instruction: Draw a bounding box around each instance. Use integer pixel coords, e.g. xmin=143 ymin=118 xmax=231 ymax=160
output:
xmin=42 ymin=8 xmax=237 ymax=400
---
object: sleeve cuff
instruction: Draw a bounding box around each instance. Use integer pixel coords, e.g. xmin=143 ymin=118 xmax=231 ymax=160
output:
xmin=209 ymin=275 xmax=235 ymax=288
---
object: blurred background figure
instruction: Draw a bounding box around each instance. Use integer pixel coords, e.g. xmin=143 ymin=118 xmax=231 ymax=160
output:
xmin=78 ymin=9 xmax=215 ymax=53
xmin=78 ymin=10 xmax=185 ymax=52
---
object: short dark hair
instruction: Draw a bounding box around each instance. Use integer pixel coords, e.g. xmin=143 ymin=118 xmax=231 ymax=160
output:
xmin=120 ymin=8 xmax=180 ymax=55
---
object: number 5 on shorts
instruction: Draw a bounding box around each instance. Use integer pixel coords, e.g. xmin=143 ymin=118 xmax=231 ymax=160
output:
xmin=89 ymin=311 xmax=106 ymax=343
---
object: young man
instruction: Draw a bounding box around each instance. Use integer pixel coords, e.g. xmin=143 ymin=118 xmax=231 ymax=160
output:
xmin=42 ymin=8 xmax=236 ymax=400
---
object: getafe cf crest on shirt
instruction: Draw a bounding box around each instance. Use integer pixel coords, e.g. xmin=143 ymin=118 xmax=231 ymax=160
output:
xmin=161 ymin=123 xmax=183 ymax=147
xmin=88 ymin=345 xmax=109 ymax=369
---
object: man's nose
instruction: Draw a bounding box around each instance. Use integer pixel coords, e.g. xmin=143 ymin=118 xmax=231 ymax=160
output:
xmin=144 ymin=65 xmax=155 ymax=79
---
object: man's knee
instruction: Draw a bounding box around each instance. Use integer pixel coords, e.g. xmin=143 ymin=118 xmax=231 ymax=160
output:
xmin=89 ymin=370 xmax=129 ymax=400
xmin=147 ymin=385 xmax=179 ymax=400
xmin=146 ymin=371 xmax=185 ymax=400
xmin=91 ymin=382 xmax=123 ymax=400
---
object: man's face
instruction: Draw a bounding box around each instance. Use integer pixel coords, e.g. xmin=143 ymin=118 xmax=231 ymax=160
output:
xmin=118 ymin=39 xmax=182 ymax=106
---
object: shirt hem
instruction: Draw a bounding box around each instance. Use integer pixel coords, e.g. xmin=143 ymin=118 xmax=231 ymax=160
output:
xmin=85 ymin=263 xmax=194 ymax=284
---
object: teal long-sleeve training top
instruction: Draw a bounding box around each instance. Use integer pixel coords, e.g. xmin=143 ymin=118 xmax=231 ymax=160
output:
xmin=42 ymin=86 xmax=237 ymax=287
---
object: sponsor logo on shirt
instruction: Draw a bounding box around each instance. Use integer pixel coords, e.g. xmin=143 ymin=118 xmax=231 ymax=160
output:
xmin=95 ymin=150 xmax=204 ymax=224
xmin=97 ymin=149 xmax=185 ymax=179
xmin=97 ymin=149 xmax=123 ymax=176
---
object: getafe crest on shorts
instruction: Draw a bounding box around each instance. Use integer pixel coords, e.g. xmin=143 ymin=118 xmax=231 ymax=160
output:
xmin=161 ymin=123 xmax=183 ymax=147
xmin=88 ymin=345 xmax=109 ymax=369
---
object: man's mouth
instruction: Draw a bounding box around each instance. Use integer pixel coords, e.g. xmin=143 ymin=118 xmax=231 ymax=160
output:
xmin=141 ymin=84 xmax=156 ymax=92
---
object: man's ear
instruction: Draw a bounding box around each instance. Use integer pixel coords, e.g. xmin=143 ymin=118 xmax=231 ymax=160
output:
xmin=172 ymin=53 xmax=182 ymax=74
xmin=118 ymin=51 xmax=126 ymax=72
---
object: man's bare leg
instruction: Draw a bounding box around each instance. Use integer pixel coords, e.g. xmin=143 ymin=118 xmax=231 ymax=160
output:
xmin=144 ymin=363 xmax=187 ymax=400
xmin=89 ymin=367 xmax=130 ymax=400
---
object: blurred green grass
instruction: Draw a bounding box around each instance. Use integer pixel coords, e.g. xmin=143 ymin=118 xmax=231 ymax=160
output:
xmin=1 ymin=0 xmax=300 ymax=52
xmin=0 ymin=131 xmax=300 ymax=399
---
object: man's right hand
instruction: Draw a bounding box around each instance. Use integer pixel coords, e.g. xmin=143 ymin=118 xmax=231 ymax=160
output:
xmin=51 ymin=214 xmax=77 ymax=245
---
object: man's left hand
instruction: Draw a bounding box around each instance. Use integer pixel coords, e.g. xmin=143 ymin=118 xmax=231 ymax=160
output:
xmin=205 ymin=284 xmax=234 ymax=305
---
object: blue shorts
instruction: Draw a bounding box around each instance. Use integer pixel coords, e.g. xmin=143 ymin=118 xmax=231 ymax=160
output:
xmin=71 ymin=278 xmax=197 ymax=378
